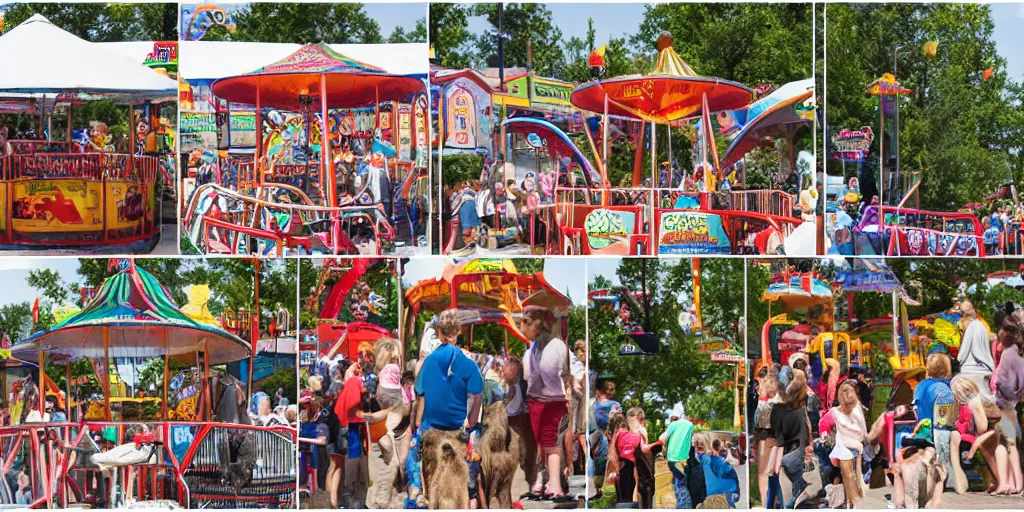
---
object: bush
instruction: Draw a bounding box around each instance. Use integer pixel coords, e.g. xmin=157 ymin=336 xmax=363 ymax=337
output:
xmin=442 ymin=153 xmax=485 ymax=189
xmin=259 ymin=366 xmax=298 ymax=403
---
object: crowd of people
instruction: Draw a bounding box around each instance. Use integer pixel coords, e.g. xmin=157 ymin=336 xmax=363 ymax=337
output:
xmin=299 ymin=305 xmax=587 ymax=509
xmin=589 ymin=379 xmax=743 ymax=509
xmin=751 ymin=298 xmax=1024 ymax=509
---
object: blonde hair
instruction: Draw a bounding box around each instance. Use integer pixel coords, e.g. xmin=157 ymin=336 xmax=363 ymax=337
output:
xmin=374 ymin=338 xmax=401 ymax=372
xmin=950 ymin=374 xmax=980 ymax=404
xmin=436 ymin=309 xmax=462 ymax=339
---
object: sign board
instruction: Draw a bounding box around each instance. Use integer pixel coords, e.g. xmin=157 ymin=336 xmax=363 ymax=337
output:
xmin=445 ymin=86 xmax=477 ymax=149
xmin=657 ymin=211 xmax=732 ymax=254
xmin=530 ymin=77 xmax=573 ymax=107
xmin=831 ymin=126 xmax=873 ymax=162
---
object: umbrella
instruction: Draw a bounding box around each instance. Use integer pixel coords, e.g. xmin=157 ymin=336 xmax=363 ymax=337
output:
xmin=211 ymin=42 xmax=423 ymax=111
xmin=12 ymin=260 xmax=250 ymax=365
xmin=720 ymin=79 xmax=814 ymax=170
xmin=569 ymin=33 xmax=752 ymax=124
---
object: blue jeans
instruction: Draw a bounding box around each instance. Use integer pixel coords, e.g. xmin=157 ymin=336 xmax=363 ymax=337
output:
xmin=766 ymin=474 xmax=784 ymax=509
xmin=669 ymin=461 xmax=693 ymax=508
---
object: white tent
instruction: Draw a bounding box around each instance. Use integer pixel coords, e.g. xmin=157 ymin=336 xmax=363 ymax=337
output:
xmin=179 ymin=40 xmax=428 ymax=81
xmin=0 ymin=14 xmax=178 ymax=94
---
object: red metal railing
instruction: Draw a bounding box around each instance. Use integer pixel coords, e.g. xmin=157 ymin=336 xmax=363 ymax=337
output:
xmin=1 ymin=153 xmax=159 ymax=182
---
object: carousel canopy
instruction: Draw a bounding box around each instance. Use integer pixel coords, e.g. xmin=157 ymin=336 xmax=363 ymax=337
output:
xmin=762 ymin=271 xmax=833 ymax=312
xmin=720 ymin=79 xmax=814 ymax=169
xmin=866 ymin=73 xmax=912 ymax=97
xmin=210 ymin=42 xmax=424 ymax=111
xmin=0 ymin=14 xmax=178 ymax=95
xmin=12 ymin=261 xmax=250 ymax=365
xmin=833 ymin=258 xmax=920 ymax=305
xmin=570 ymin=33 xmax=752 ymax=124
xmin=182 ymin=41 xmax=427 ymax=80
xmin=406 ymin=258 xmax=572 ymax=317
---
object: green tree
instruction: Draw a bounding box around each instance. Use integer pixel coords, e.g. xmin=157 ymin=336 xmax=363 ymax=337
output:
xmin=0 ymin=302 xmax=32 ymax=343
xmin=1 ymin=3 xmax=177 ymax=41
xmin=429 ymin=3 xmax=473 ymax=69
xmin=388 ymin=17 xmax=427 ymax=44
xmin=229 ymin=3 xmax=384 ymax=44
xmin=470 ymin=3 xmax=565 ymax=77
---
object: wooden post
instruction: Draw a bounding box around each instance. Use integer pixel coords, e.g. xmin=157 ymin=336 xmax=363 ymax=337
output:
xmin=102 ymin=326 xmax=111 ymax=421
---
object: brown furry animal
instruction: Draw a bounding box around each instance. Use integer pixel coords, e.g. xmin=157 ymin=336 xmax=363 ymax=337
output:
xmin=479 ymin=402 xmax=520 ymax=509
xmin=421 ymin=429 xmax=469 ymax=509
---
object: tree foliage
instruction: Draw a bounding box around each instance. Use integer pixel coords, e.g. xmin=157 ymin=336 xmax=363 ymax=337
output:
xmin=825 ymin=4 xmax=1024 ymax=210
xmin=1 ymin=2 xmax=177 ymax=41
xmin=221 ymin=3 xmax=385 ymax=44
xmin=588 ymin=258 xmax=741 ymax=430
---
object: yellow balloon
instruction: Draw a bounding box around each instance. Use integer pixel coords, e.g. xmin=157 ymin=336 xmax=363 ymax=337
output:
xmin=924 ymin=41 xmax=938 ymax=58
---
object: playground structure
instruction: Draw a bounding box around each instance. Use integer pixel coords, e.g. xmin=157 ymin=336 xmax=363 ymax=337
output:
xmin=180 ymin=41 xmax=430 ymax=256
xmin=0 ymin=16 xmax=176 ymax=252
xmin=0 ymin=259 xmax=296 ymax=509
xmin=439 ymin=33 xmax=818 ymax=256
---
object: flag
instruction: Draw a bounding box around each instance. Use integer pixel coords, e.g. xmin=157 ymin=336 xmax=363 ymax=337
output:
xmin=31 ymin=298 xmax=39 ymax=324
xmin=588 ymin=45 xmax=606 ymax=68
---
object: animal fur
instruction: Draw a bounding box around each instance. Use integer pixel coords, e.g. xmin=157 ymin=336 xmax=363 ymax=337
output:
xmin=421 ymin=429 xmax=469 ymax=509
xmin=219 ymin=429 xmax=256 ymax=495
xmin=479 ymin=402 xmax=520 ymax=509
xmin=696 ymin=494 xmax=730 ymax=509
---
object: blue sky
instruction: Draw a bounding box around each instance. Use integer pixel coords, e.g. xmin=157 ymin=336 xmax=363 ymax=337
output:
xmin=0 ymin=258 xmax=81 ymax=307
xmin=991 ymin=4 xmax=1024 ymax=80
xmin=464 ymin=3 xmax=647 ymax=46
xmin=362 ymin=3 xmax=427 ymax=38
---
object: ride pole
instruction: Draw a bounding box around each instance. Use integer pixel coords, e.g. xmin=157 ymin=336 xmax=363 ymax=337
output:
xmin=162 ymin=331 xmax=169 ymax=420
xmin=65 ymin=363 xmax=71 ymax=422
xmin=650 ymin=121 xmax=656 ymax=189
xmin=602 ymin=94 xmax=609 ymax=189
xmin=38 ymin=350 xmax=45 ymax=415
xmin=256 ymin=76 xmax=263 ymax=186
xmin=102 ymin=326 xmax=111 ymax=421
xmin=203 ymin=340 xmax=212 ymax=421
xmin=248 ymin=259 xmax=260 ymax=399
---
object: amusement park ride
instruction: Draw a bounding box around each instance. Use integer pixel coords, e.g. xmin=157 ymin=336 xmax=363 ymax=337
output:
xmin=443 ymin=32 xmax=817 ymax=257
xmin=0 ymin=259 xmax=296 ymax=508
xmin=0 ymin=15 xmax=176 ymax=252
xmin=181 ymin=38 xmax=431 ymax=257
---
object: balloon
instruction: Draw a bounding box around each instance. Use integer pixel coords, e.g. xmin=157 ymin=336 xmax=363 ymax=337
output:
xmin=983 ymin=68 xmax=994 ymax=81
xmin=923 ymin=40 xmax=938 ymax=58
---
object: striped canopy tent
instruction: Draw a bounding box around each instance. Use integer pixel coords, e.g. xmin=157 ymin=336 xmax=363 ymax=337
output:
xmin=211 ymin=42 xmax=422 ymax=111
xmin=12 ymin=259 xmax=250 ymax=365
xmin=762 ymin=270 xmax=833 ymax=313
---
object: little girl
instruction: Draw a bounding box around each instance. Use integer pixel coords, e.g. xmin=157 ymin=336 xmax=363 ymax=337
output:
xmin=606 ymin=414 xmax=634 ymax=504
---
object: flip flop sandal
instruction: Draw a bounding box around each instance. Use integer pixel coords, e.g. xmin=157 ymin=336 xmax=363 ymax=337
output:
xmin=520 ymin=492 xmax=541 ymax=501
xmin=547 ymin=494 xmax=577 ymax=504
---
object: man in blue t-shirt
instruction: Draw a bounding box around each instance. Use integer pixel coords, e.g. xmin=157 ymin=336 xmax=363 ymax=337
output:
xmin=414 ymin=309 xmax=483 ymax=432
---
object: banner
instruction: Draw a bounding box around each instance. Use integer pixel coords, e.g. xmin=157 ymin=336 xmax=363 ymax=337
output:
xmin=11 ymin=180 xmax=103 ymax=233
xmin=105 ymin=182 xmax=153 ymax=240
xmin=831 ymin=126 xmax=873 ymax=162
xmin=180 ymin=112 xmax=217 ymax=152
xmin=657 ymin=211 xmax=732 ymax=254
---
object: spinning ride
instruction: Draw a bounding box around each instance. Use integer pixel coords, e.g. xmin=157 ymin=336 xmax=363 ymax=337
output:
xmin=0 ymin=15 xmax=175 ymax=251
xmin=3 ymin=259 xmax=295 ymax=509
xmin=184 ymin=43 xmax=427 ymax=256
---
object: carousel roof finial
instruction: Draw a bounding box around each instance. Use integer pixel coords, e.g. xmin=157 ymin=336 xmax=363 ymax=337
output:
xmin=653 ymin=31 xmax=696 ymax=77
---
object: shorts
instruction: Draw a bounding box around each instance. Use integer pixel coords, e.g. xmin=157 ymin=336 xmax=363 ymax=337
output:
xmin=332 ymin=426 xmax=350 ymax=456
xmin=527 ymin=399 xmax=568 ymax=448
xmin=998 ymin=408 xmax=1021 ymax=444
